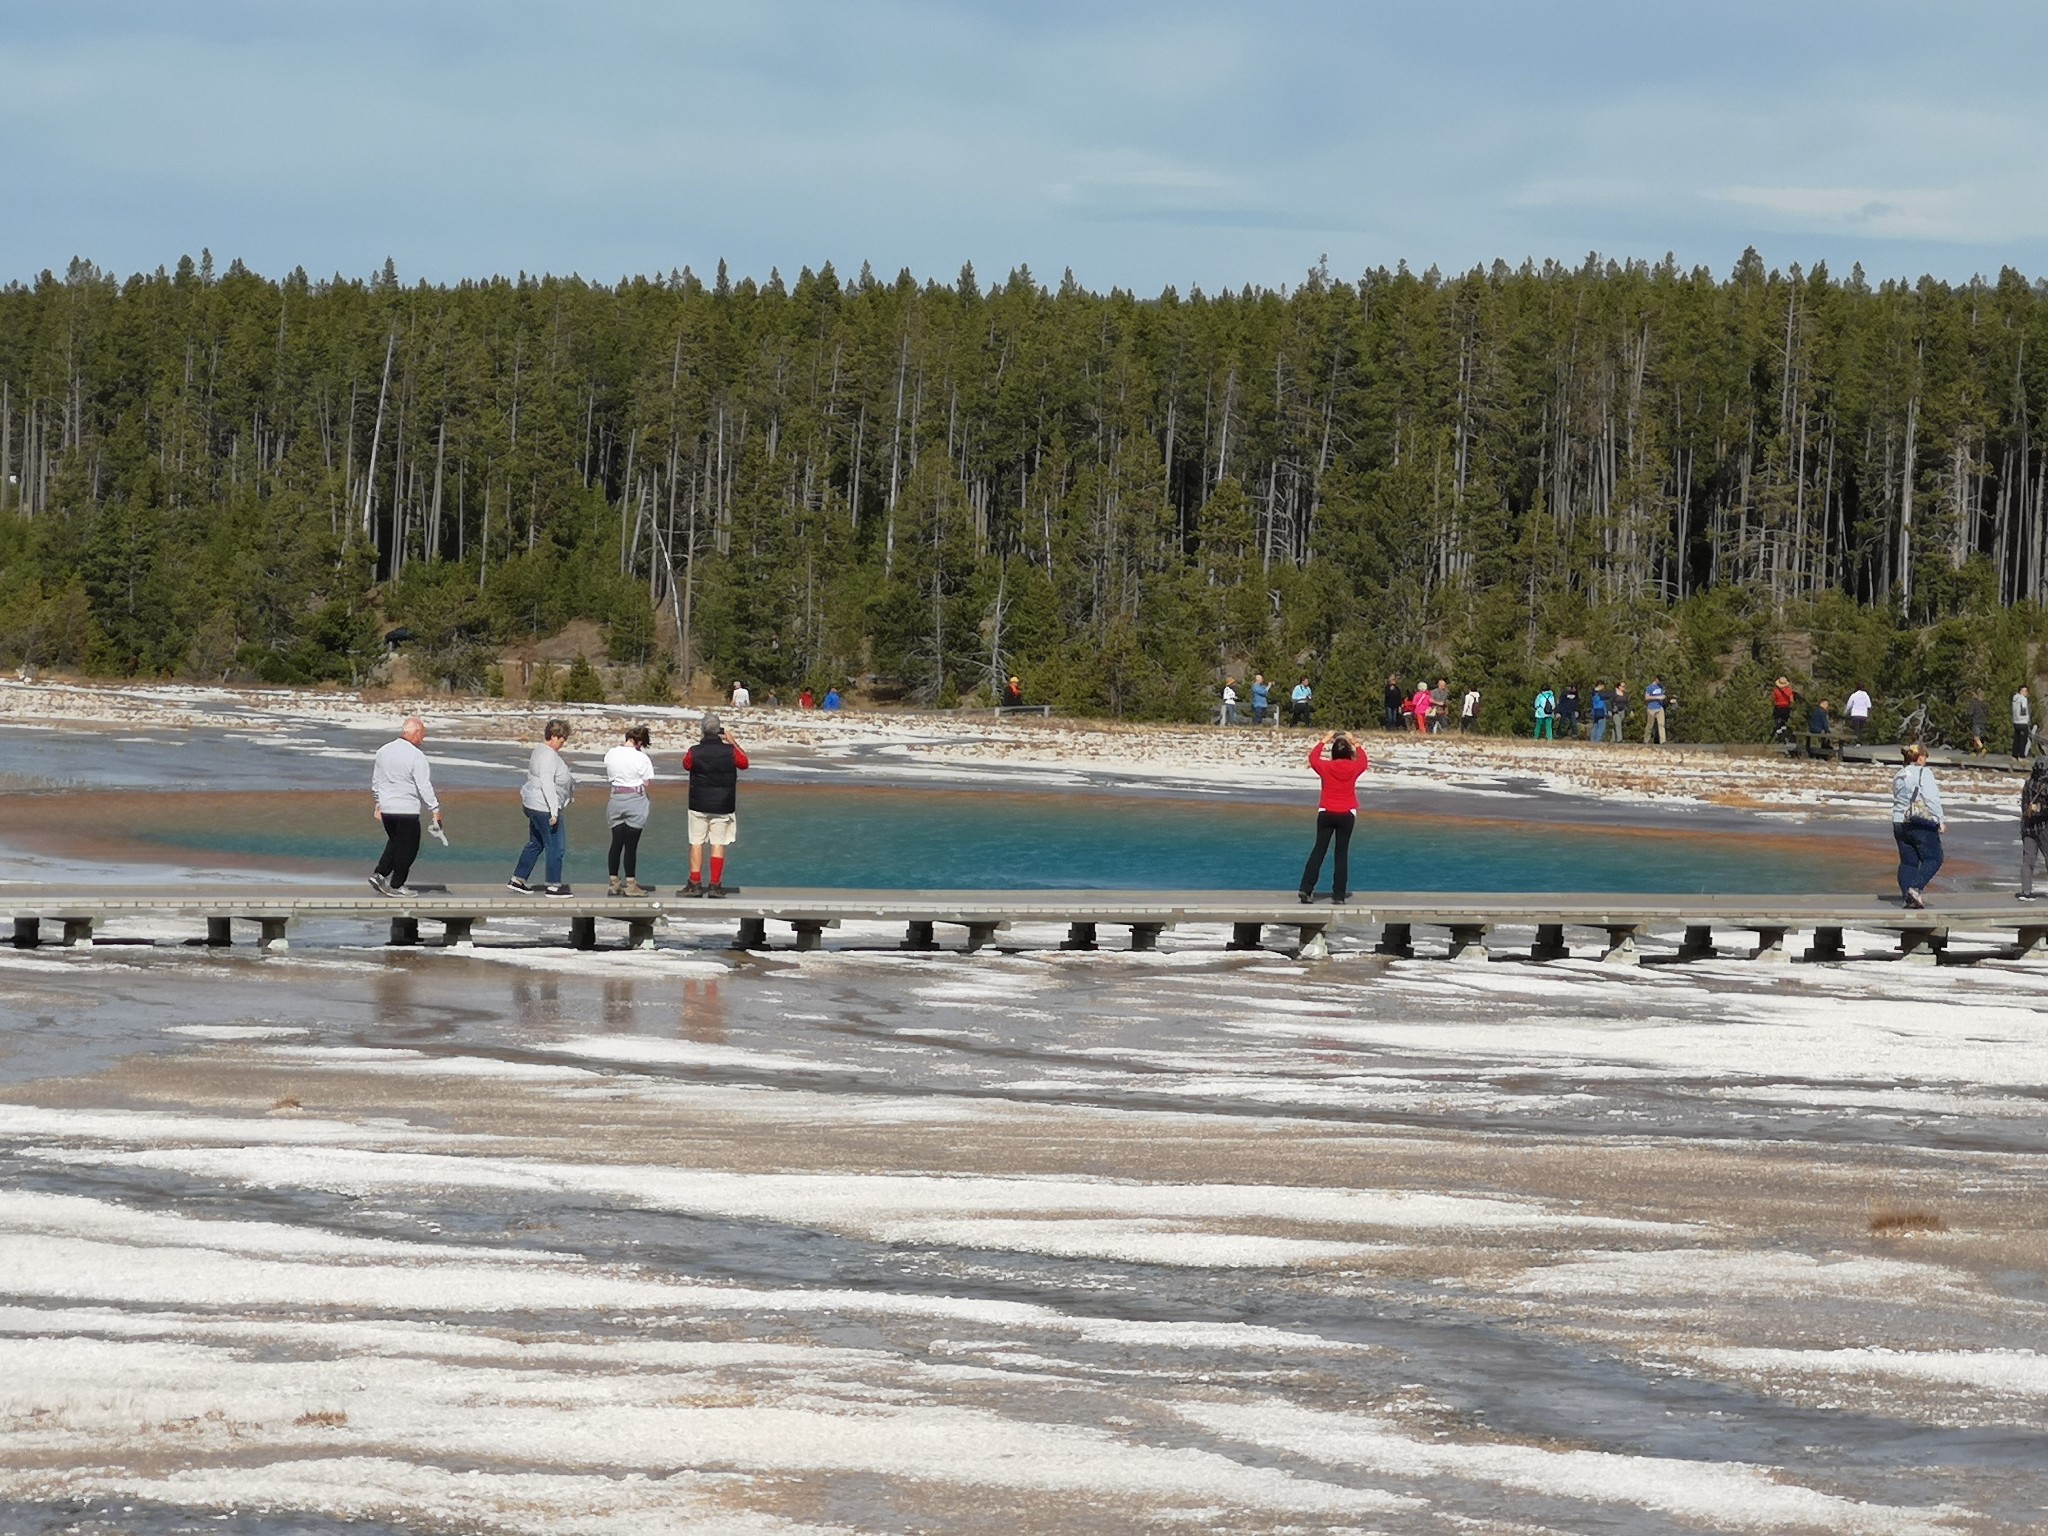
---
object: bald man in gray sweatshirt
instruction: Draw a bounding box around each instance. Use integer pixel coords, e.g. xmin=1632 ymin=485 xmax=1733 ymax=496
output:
xmin=370 ymin=716 xmax=441 ymax=895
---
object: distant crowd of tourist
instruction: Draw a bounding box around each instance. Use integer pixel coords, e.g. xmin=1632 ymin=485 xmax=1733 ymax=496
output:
xmin=1210 ymin=670 xmax=2041 ymax=759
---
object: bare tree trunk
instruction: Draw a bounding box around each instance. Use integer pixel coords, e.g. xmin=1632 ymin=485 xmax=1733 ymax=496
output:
xmin=886 ymin=338 xmax=907 ymax=573
xmin=1213 ymin=368 xmax=1236 ymax=491
xmin=618 ymin=427 xmax=638 ymax=574
xmin=428 ymin=417 xmax=445 ymax=561
xmin=361 ymin=329 xmax=396 ymax=548
xmin=1898 ymin=394 xmax=1920 ymax=609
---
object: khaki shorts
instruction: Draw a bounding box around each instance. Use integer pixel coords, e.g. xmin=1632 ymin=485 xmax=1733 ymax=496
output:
xmin=688 ymin=809 xmax=737 ymax=847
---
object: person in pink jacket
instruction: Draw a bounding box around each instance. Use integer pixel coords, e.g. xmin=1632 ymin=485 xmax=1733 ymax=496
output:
xmin=1410 ymin=683 xmax=1432 ymax=735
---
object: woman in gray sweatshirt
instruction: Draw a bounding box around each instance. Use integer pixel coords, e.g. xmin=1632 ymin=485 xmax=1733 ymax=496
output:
xmin=508 ymin=718 xmax=576 ymax=895
xmin=1890 ymin=742 xmax=1945 ymax=909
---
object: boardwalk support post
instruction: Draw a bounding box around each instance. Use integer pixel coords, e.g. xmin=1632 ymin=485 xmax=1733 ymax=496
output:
xmin=1805 ymin=925 xmax=1847 ymax=962
xmin=1446 ymin=924 xmax=1490 ymax=964
xmin=1530 ymin=923 xmax=1568 ymax=961
xmin=2017 ymin=925 xmax=2048 ymax=959
xmin=205 ymin=917 xmax=233 ymax=948
xmin=1896 ymin=927 xmax=1943 ymax=965
xmin=1129 ymin=923 xmax=1164 ymax=952
xmin=1677 ymin=924 xmax=1717 ymax=960
xmin=902 ymin=920 xmax=938 ymax=951
xmin=387 ymin=917 xmax=420 ymax=947
xmin=11 ymin=917 xmax=38 ymax=949
xmin=1748 ymin=926 xmax=1789 ymax=964
xmin=792 ymin=920 xmax=827 ymax=952
xmin=60 ymin=918 xmax=93 ymax=948
xmin=626 ymin=918 xmax=656 ymax=950
xmin=258 ymin=919 xmax=289 ymax=954
xmin=1061 ymin=922 xmax=1097 ymax=951
xmin=1375 ymin=922 xmax=1413 ymax=958
xmin=1295 ymin=925 xmax=1330 ymax=961
xmin=570 ymin=916 xmax=597 ymax=951
xmin=1228 ymin=922 xmax=1264 ymax=951
xmin=733 ymin=917 xmax=768 ymax=950
xmin=1600 ymin=925 xmax=1642 ymax=965
xmin=965 ymin=922 xmax=1000 ymax=953
xmin=441 ymin=917 xmax=475 ymax=948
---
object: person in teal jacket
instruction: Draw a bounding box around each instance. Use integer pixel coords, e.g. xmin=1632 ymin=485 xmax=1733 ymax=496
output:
xmin=1532 ymin=687 xmax=1557 ymax=740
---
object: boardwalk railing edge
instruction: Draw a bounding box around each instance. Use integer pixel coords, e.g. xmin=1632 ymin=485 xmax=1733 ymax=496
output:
xmin=4 ymin=886 xmax=2045 ymax=964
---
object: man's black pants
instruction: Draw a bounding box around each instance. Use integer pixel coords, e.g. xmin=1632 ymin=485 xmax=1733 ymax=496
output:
xmin=375 ymin=814 xmax=422 ymax=888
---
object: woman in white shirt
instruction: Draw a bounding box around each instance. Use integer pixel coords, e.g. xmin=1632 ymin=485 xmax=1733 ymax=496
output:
xmin=604 ymin=725 xmax=657 ymax=897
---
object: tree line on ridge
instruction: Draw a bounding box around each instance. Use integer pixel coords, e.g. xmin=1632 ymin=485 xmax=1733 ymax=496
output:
xmin=2 ymin=247 xmax=2045 ymax=742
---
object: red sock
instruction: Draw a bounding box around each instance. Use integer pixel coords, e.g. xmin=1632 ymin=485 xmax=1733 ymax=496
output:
xmin=710 ymin=855 xmax=725 ymax=885
xmin=688 ymin=866 xmax=703 ymax=885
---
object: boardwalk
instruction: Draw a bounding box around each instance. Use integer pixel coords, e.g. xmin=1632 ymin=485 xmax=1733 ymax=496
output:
xmin=4 ymin=884 xmax=2045 ymax=964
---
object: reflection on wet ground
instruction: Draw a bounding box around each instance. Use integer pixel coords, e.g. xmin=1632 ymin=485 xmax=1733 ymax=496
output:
xmin=1 ymin=933 xmax=2045 ymax=1533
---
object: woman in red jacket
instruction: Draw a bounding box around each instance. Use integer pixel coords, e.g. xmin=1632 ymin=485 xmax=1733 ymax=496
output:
xmin=1299 ymin=732 xmax=1369 ymax=903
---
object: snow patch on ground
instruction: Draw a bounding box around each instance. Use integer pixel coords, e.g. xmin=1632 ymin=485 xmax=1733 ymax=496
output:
xmin=1179 ymin=1398 xmax=1956 ymax=1533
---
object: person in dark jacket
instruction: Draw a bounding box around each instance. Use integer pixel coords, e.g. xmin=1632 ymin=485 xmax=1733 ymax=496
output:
xmin=1382 ymin=675 xmax=1404 ymax=732
xmin=681 ymin=713 xmax=748 ymax=898
xmin=1558 ymin=684 xmax=1580 ymax=739
xmin=2020 ymin=759 xmax=2048 ymax=900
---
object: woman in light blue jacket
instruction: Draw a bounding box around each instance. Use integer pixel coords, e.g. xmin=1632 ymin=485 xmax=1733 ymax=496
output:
xmin=508 ymin=718 xmax=576 ymax=896
xmin=1890 ymin=742 xmax=1944 ymax=909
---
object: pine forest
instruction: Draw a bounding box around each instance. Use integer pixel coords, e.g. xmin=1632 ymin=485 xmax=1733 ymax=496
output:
xmin=5 ymin=248 xmax=2048 ymax=743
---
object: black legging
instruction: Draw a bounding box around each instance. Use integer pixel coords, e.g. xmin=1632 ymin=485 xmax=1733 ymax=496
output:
xmin=1299 ymin=810 xmax=1355 ymax=899
xmin=374 ymin=814 xmax=422 ymax=887
xmin=608 ymin=824 xmax=643 ymax=878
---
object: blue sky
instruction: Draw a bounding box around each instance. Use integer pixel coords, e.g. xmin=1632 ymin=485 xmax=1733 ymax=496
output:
xmin=6 ymin=0 xmax=2047 ymax=290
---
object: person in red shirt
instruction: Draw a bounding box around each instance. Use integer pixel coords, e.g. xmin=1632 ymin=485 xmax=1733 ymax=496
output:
xmin=1299 ymin=732 xmax=1369 ymax=904
xmin=1771 ymin=677 xmax=1798 ymax=742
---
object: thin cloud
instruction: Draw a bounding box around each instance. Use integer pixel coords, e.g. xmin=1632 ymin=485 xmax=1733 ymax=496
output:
xmin=6 ymin=2 xmax=2048 ymax=288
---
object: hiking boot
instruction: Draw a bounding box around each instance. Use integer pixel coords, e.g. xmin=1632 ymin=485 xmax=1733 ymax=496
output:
xmin=681 ymin=879 xmax=705 ymax=898
xmin=607 ymin=876 xmax=623 ymax=897
xmin=506 ymin=877 xmax=533 ymax=894
xmin=705 ymin=882 xmax=728 ymax=899
xmin=623 ymin=879 xmax=653 ymax=897
xmin=1297 ymin=891 xmax=1313 ymax=904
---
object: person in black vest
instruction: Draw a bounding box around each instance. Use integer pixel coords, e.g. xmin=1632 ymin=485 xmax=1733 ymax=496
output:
xmin=681 ymin=713 xmax=749 ymax=897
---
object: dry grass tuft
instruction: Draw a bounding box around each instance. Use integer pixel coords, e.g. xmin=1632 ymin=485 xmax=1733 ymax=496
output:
xmin=1870 ymin=1206 xmax=1947 ymax=1235
xmin=269 ymin=1091 xmax=302 ymax=1111
xmin=293 ymin=1409 xmax=348 ymax=1428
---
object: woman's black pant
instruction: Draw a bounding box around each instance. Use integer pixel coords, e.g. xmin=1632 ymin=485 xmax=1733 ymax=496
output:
xmin=608 ymin=824 xmax=644 ymax=878
xmin=1299 ymin=810 xmax=1355 ymax=899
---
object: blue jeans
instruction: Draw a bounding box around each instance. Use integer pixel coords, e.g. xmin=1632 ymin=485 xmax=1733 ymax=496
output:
xmin=1591 ymin=718 xmax=1606 ymax=742
xmin=514 ymin=807 xmax=566 ymax=885
xmin=1893 ymin=821 xmax=1943 ymax=898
